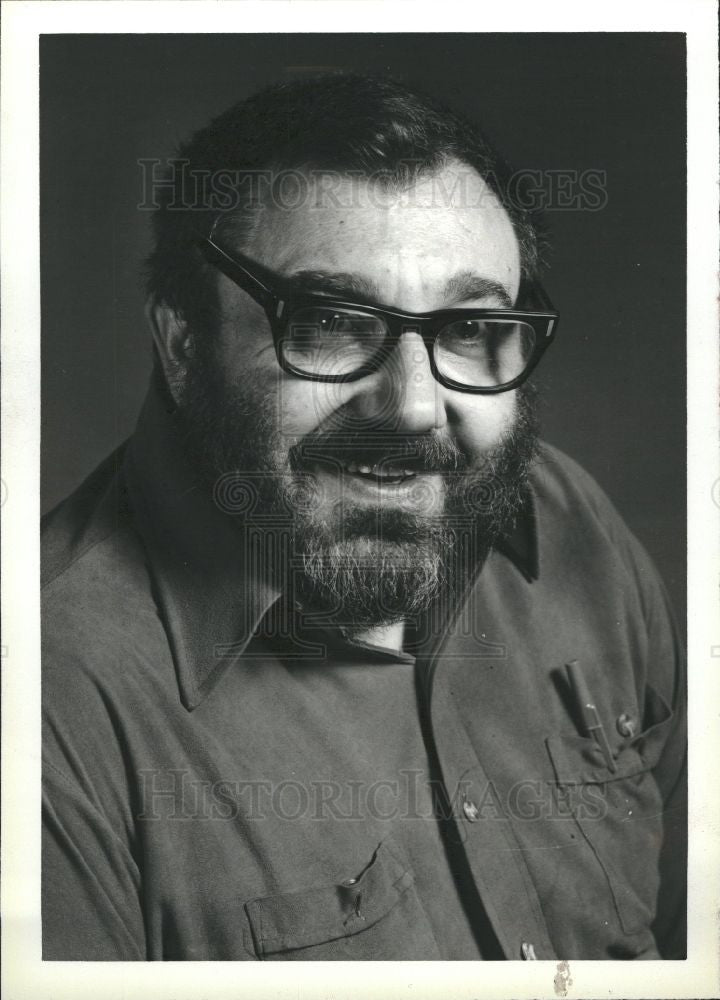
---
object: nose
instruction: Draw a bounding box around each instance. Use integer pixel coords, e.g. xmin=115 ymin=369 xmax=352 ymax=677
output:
xmin=345 ymin=330 xmax=448 ymax=434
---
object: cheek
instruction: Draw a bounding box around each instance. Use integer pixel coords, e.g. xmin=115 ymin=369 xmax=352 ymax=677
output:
xmin=272 ymin=377 xmax=342 ymax=439
xmin=272 ymin=381 xmax=519 ymax=447
xmin=213 ymin=287 xmax=278 ymax=373
xmin=453 ymin=394 xmax=518 ymax=455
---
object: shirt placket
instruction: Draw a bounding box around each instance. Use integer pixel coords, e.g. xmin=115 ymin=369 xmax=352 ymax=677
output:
xmin=426 ymin=666 xmax=557 ymax=960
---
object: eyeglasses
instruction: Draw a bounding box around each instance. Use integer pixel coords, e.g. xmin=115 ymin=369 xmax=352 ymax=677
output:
xmin=197 ymin=232 xmax=558 ymax=394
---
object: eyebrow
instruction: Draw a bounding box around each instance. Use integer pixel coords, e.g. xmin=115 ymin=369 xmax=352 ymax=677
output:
xmin=285 ymin=270 xmax=381 ymax=304
xmin=442 ymin=271 xmax=514 ymax=308
xmin=284 ymin=268 xmax=513 ymax=309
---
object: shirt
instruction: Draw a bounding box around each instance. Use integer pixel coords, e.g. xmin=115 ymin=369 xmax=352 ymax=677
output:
xmin=236 ymin=631 xmax=496 ymax=959
xmin=42 ymin=379 xmax=687 ymax=961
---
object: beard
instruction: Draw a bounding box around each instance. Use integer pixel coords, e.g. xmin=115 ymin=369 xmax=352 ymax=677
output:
xmin=175 ymin=342 xmax=539 ymax=633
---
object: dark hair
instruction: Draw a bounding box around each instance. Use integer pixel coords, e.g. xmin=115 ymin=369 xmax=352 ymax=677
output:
xmin=145 ymin=73 xmax=542 ymax=329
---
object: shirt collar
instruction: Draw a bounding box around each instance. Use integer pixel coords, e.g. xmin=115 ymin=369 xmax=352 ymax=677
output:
xmin=124 ymin=378 xmax=282 ymax=710
xmin=124 ymin=378 xmax=538 ymax=711
xmin=495 ymin=491 xmax=539 ymax=583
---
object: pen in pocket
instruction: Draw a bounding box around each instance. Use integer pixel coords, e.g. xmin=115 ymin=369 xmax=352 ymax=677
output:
xmin=565 ymin=659 xmax=617 ymax=773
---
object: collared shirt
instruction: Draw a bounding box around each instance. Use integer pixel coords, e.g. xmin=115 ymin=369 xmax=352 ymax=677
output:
xmin=42 ymin=381 xmax=686 ymax=961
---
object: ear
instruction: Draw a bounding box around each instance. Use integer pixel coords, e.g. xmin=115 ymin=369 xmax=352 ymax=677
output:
xmin=145 ymin=299 xmax=195 ymax=405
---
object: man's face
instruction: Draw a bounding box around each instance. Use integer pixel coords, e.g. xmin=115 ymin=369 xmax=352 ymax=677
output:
xmin=178 ymin=160 xmax=538 ymax=627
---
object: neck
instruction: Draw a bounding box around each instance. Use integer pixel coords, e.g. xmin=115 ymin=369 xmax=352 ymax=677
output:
xmin=343 ymin=621 xmax=406 ymax=652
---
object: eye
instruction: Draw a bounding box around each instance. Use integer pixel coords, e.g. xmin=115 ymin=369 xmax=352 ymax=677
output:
xmin=283 ymin=306 xmax=390 ymax=377
xmin=289 ymin=307 xmax=387 ymax=340
xmin=434 ymin=318 xmax=537 ymax=387
xmin=455 ymin=320 xmax=486 ymax=341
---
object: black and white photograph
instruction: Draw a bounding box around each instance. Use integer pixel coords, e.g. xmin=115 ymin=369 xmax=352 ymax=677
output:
xmin=2 ymin=2 xmax=719 ymax=997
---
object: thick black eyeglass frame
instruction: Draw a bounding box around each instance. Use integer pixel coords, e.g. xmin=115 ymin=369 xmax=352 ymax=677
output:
xmin=196 ymin=232 xmax=559 ymax=394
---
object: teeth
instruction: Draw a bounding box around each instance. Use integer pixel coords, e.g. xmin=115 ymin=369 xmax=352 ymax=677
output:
xmin=339 ymin=460 xmax=417 ymax=480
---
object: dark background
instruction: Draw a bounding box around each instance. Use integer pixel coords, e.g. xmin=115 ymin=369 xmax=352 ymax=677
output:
xmin=40 ymin=33 xmax=687 ymax=626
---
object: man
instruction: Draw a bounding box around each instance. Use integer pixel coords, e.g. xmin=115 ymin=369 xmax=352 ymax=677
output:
xmin=42 ymin=73 xmax=686 ymax=961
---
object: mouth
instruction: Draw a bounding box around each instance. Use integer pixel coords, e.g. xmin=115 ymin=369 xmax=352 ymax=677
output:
xmin=337 ymin=460 xmax=419 ymax=485
xmin=292 ymin=441 xmax=454 ymax=505
xmin=305 ymin=455 xmax=442 ymax=508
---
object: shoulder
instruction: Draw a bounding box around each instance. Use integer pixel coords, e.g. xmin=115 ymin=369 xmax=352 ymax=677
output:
xmin=531 ymin=442 xmax=629 ymax=525
xmin=529 ymin=442 xmax=684 ymax=705
xmin=42 ymin=447 xmax=170 ymax=700
xmin=43 ymin=445 xmax=132 ymax=586
xmin=531 ymin=441 xmax=658 ymax=578
xmin=43 ymin=444 xmax=152 ymax=611
xmin=42 ymin=451 xmax=179 ymax=817
xmin=529 ymin=440 xmax=681 ymax=641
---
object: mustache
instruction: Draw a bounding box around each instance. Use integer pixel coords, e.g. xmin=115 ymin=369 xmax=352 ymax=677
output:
xmin=287 ymin=431 xmax=470 ymax=475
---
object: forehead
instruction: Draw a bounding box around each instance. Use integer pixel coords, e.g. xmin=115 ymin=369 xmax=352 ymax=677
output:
xmin=245 ymin=160 xmax=521 ymax=304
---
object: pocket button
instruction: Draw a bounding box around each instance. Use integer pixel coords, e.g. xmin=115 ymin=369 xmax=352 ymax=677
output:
xmin=462 ymin=799 xmax=480 ymax=822
xmin=521 ymin=941 xmax=537 ymax=960
xmin=616 ymin=713 xmax=636 ymax=738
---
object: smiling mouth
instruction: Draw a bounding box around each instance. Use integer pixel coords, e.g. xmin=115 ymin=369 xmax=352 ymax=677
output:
xmin=299 ymin=444 xmax=449 ymax=490
xmin=308 ymin=452 xmax=428 ymax=486
xmin=338 ymin=461 xmax=418 ymax=485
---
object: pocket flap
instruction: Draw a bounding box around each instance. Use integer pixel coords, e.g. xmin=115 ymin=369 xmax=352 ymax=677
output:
xmin=245 ymin=838 xmax=413 ymax=957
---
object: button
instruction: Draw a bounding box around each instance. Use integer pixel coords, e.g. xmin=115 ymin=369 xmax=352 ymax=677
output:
xmin=462 ymin=798 xmax=480 ymax=822
xmin=616 ymin=713 xmax=636 ymax=738
xmin=521 ymin=941 xmax=537 ymax=960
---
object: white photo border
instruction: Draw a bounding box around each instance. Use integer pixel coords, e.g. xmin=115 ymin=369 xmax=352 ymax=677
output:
xmin=2 ymin=2 xmax=718 ymax=998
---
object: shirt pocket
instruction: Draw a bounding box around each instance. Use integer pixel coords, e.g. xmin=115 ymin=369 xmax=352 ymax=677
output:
xmin=243 ymin=836 xmax=441 ymax=960
xmin=545 ymin=685 xmax=674 ymax=935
